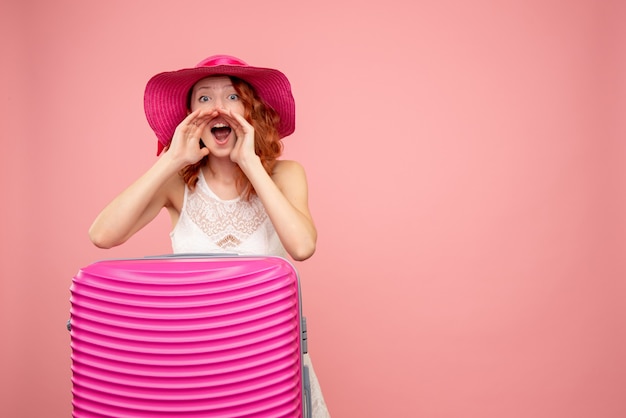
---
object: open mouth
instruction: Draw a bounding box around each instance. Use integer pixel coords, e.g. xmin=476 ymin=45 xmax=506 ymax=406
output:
xmin=211 ymin=122 xmax=232 ymax=143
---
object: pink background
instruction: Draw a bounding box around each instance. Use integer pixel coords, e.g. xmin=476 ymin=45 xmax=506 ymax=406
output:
xmin=1 ymin=0 xmax=625 ymax=417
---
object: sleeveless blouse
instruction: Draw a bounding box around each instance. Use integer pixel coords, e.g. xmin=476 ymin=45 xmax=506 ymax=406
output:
xmin=170 ymin=171 xmax=287 ymax=257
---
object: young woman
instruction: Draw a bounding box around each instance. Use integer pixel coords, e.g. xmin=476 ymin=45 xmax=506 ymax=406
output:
xmin=89 ymin=55 xmax=329 ymax=416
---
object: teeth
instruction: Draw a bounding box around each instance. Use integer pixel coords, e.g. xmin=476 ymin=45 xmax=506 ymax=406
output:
xmin=213 ymin=123 xmax=229 ymax=128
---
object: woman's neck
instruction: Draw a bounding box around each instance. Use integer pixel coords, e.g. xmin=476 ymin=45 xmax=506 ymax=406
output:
xmin=203 ymin=156 xmax=240 ymax=185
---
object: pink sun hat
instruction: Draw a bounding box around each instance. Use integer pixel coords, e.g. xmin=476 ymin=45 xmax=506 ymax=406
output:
xmin=144 ymin=55 xmax=296 ymax=155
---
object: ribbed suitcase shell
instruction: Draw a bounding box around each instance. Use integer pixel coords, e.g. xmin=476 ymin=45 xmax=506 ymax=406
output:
xmin=69 ymin=255 xmax=308 ymax=417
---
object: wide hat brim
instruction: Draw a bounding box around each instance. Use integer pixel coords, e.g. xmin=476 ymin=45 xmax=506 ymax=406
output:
xmin=144 ymin=55 xmax=296 ymax=155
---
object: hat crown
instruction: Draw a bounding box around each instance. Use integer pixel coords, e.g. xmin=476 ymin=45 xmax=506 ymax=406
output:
xmin=196 ymin=55 xmax=248 ymax=68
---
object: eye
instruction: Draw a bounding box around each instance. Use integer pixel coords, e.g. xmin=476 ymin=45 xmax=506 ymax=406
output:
xmin=198 ymin=95 xmax=210 ymax=103
xmin=228 ymin=94 xmax=239 ymax=101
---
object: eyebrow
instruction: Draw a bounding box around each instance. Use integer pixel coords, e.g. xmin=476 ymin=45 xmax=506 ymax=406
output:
xmin=195 ymin=84 xmax=234 ymax=91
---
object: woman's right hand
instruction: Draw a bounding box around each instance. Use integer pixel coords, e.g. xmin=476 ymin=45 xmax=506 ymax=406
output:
xmin=164 ymin=109 xmax=214 ymax=166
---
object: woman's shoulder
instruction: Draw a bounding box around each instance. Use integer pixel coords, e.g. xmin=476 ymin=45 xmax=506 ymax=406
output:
xmin=273 ymin=159 xmax=305 ymax=175
xmin=272 ymin=159 xmax=307 ymax=179
xmin=271 ymin=159 xmax=308 ymax=190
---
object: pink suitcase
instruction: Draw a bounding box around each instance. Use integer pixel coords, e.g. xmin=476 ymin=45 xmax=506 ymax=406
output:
xmin=68 ymin=255 xmax=311 ymax=417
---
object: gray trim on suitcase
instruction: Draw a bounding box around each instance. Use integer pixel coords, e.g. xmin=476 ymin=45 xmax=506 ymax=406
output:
xmin=303 ymin=364 xmax=312 ymax=418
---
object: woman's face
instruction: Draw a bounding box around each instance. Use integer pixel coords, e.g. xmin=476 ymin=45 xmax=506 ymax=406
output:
xmin=189 ymin=75 xmax=246 ymax=151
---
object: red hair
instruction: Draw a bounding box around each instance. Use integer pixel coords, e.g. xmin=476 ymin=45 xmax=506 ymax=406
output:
xmin=180 ymin=76 xmax=283 ymax=200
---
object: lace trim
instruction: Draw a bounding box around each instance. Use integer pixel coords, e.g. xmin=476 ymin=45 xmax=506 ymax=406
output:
xmin=185 ymin=185 xmax=268 ymax=251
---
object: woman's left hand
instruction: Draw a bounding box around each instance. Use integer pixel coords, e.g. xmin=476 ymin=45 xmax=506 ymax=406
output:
xmin=220 ymin=109 xmax=260 ymax=169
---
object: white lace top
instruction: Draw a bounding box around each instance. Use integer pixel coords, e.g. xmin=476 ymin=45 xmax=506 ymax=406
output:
xmin=170 ymin=171 xmax=287 ymax=257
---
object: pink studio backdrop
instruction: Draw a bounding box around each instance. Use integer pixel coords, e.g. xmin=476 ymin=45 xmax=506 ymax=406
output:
xmin=1 ymin=1 xmax=625 ymax=417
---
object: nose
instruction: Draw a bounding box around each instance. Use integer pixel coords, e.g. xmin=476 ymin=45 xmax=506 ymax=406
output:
xmin=211 ymin=96 xmax=226 ymax=110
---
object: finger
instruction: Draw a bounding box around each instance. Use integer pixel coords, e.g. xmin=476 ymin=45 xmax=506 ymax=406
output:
xmin=182 ymin=108 xmax=202 ymax=125
xmin=199 ymin=139 xmax=210 ymax=155
xmin=229 ymin=111 xmax=250 ymax=128
xmin=188 ymin=115 xmax=214 ymax=140
xmin=184 ymin=109 xmax=217 ymax=131
xmin=217 ymin=109 xmax=252 ymax=137
xmin=214 ymin=109 xmax=245 ymax=126
xmin=194 ymin=109 xmax=219 ymax=124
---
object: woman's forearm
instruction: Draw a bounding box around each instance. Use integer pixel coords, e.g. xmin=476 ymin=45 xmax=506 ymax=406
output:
xmin=242 ymin=158 xmax=317 ymax=261
xmin=88 ymin=154 xmax=181 ymax=248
